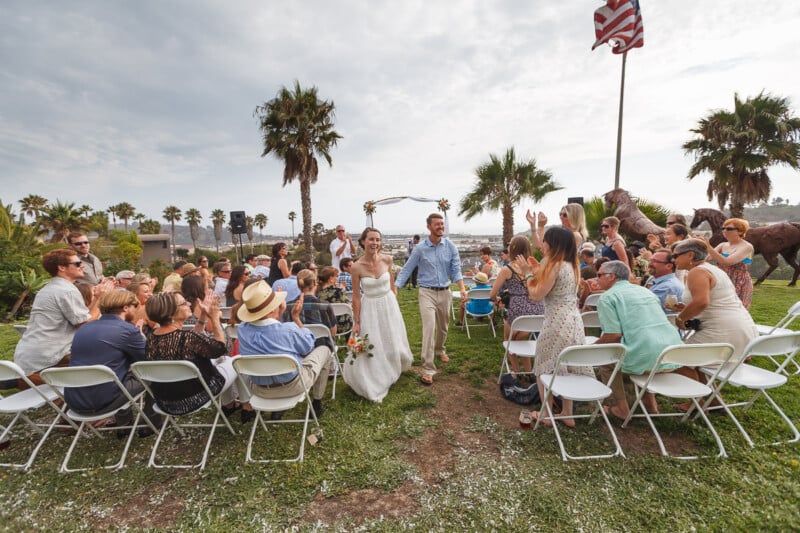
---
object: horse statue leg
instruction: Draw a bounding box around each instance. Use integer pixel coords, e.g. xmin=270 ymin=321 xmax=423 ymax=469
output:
xmin=755 ymin=252 xmax=780 ymax=285
xmin=780 ymin=246 xmax=800 ymax=287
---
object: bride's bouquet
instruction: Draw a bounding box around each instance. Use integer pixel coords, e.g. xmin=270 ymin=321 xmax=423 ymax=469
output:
xmin=347 ymin=334 xmax=374 ymax=364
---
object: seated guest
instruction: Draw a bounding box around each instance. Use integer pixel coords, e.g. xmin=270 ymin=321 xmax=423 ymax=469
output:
xmin=338 ymin=257 xmax=353 ymax=291
xmin=212 ymin=261 xmax=231 ymax=298
xmin=594 ymin=260 xmax=682 ymax=419
xmin=144 ymin=292 xmax=241 ymax=415
xmin=267 ymin=242 xmax=291 ymax=285
xmin=161 ymin=261 xmax=187 ymax=292
xmin=646 ymin=249 xmax=684 ymax=309
xmin=648 ymin=222 xmax=690 ymax=252
xmin=671 ymin=239 xmax=758 ymax=360
xmin=456 ymin=272 xmax=493 ymax=326
xmin=14 ymin=249 xmax=112 ymax=387
xmin=182 ymin=274 xmax=212 ymax=330
xmin=316 ymin=266 xmax=353 ymax=333
xmin=471 ymin=246 xmax=500 ymax=279
xmin=244 ymin=254 xmax=258 ymax=274
xmin=64 ymin=291 xmax=160 ymax=433
xmin=272 ymin=261 xmax=303 ymax=302
xmin=224 ymin=265 xmax=250 ymax=307
xmin=127 ymin=280 xmax=157 ymax=332
xmin=283 ymin=269 xmax=337 ymax=337
xmin=628 ymin=241 xmax=651 ymax=285
xmin=237 ymin=281 xmax=331 ymax=418
xmin=579 ymin=248 xmax=595 ymax=269
xmin=115 ymin=270 xmax=135 ymax=290
xmin=252 ymin=255 xmax=271 ymax=280
xmin=578 ymin=257 xmax=609 ymax=309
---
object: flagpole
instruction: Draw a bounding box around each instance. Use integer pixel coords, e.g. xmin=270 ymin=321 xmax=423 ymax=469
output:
xmin=614 ymin=51 xmax=627 ymax=190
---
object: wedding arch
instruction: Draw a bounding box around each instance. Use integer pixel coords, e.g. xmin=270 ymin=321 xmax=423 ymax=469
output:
xmin=363 ymin=196 xmax=452 ymax=235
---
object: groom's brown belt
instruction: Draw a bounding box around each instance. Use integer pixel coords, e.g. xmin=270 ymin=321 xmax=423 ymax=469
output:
xmin=420 ymin=286 xmax=449 ymax=291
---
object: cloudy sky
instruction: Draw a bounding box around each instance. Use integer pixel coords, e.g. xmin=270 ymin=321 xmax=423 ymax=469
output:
xmin=2 ymin=1 xmax=799 ymax=237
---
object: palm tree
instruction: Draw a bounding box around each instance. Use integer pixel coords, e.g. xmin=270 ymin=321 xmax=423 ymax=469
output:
xmin=77 ymin=204 xmax=93 ymax=217
xmin=162 ymin=205 xmax=182 ymax=261
xmin=211 ymin=209 xmax=226 ymax=252
xmin=458 ymin=147 xmax=562 ymax=246
xmin=288 ymin=211 xmax=296 ymax=241
xmin=139 ymin=219 xmax=161 ymax=234
xmin=683 ymin=92 xmax=800 ymax=218
xmin=185 ymin=208 xmax=202 ymax=252
xmin=245 ymin=216 xmax=255 ymax=251
xmin=116 ymin=202 xmax=136 ymax=231
xmin=254 ymin=213 xmax=268 ymax=243
xmin=254 ymin=81 xmax=342 ymax=257
xmin=107 ymin=203 xmax=120 ymax=229
xmin=133 ymin=212 xmax=146 ymax=231
xmin=18 ymin=194 xmax=48 ymax=223
xmin=87 ymin=210 xmax=109 ymax=238
xmin=40 ymin=200 xmax=89 ymax=243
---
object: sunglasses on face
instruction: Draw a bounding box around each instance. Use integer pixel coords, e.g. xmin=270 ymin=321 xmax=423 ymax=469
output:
xmin=71 ymin=241 xmax=89 ymax=246
xmin=600 ymin=224 xmax=610 ymax=229
xmin=220 ymin=270 xmax=231 ymax=273
xmin=67 ymin=261 xmax=83 ymax=267
xmin=722 ymin=226 xmax=738 ymax=231
xmin=559 ymin=212 xmax=567 ymax=217
xmin=666 ymin=221 xmax=676 ymax=226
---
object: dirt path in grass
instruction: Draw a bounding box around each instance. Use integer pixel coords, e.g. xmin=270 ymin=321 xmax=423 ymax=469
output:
xmin=303 ymin=373 xmax=696 ymax=526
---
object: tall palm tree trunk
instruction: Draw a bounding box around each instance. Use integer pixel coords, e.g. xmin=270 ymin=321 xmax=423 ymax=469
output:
xmin=300 ymin=178 xmax=314 ymax=259
xmin=170 ymin=222 xmax=177 ymax=261
xmin=502 ymin=201 xmax=514 ymax=247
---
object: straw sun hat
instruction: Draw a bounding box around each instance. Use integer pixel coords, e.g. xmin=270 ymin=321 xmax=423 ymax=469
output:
xmin=473 ymin=272 xmax=490 ymax=284
xmin=237 ymin=280 xmax=287 ymax=322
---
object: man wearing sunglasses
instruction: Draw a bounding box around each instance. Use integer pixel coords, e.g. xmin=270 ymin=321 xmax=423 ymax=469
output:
xmin=212 ymin=261 xmax=232 ymax=298
xmin=329 ymin=225 xmax=355 ymax=271
xmin=14 ymin=249 xmax=112 ymax=387
xmin=68 ymin=231 xmax=104 ymax=285
xmin=646 ymin=249 xmax=684 ymax=310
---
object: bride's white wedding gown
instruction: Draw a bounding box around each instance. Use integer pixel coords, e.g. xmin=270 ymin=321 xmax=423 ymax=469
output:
xmin=342 ymin=272 xmax=413 ymax=402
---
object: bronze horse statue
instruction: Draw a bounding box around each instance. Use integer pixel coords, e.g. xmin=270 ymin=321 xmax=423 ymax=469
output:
xmin=690 ymin=207 xmax=800 ymax=286
xmin=604 ymin=189 xmax=666 ymax=243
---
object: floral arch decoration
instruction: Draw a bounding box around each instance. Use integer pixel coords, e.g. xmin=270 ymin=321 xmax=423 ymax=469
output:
xmin=363 ymin=196 xmax=451 ymax=235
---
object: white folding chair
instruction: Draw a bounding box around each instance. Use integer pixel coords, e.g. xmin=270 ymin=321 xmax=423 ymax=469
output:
xmin=536 ymin=344 xmax=627 ymax=461
xmin=622 ymin=343 xmax=735 ymax=459
xmin=40 ymin=365 xmax=159 ymax=473
xmin=0 ymin=361 xmax=75 ymax=471
xmin=220 ymin=306 xmax=232 ymax=323
xmin=304 ymin=323 xmax=338 ymax=400
xmin=462 ymin=288 xmax=496 ymax=340
xmin=581 ymin=311 xmax=603 ymax=344
xmin=130 ymin=360 xmax=236 ymax=470
xmin=329 ymin=302 xmax=354 ymax=398
xmin=756 ymin=301 xmax=800 ymax=336
xmin=581 ymin=292 xmax=602 ymax=311
xmin=498 ymin=315 xmax=544 ymax=383
xmin=233 ymin=355 xmax=320 ymax=463
xmin=451 ymin=290 xmax=463 ymax=321
xmin=699 ymin=332 xmax=800 ymax=447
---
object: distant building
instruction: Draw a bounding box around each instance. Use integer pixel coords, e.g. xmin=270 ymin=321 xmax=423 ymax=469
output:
xmin=139 ymin=234 xmax=171 ymax=265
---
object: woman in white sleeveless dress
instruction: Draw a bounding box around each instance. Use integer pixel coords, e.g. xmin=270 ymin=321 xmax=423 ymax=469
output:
xmin=343 ymin=227 xmax=413 ymax=402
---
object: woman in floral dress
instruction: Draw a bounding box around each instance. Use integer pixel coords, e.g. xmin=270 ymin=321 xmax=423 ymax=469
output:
xmin=490 ymin=235 xmax=544 ymax=377
xmin=516 ymin=226 xmax=589 ymax=427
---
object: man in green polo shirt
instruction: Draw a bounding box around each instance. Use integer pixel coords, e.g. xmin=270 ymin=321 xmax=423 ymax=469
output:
xmin=595 ymin=260 xmax=682 ymax=420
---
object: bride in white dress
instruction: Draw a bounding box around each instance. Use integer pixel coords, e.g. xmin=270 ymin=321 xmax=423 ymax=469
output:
xmin=342 ymin=227 xmax=413 ymax=402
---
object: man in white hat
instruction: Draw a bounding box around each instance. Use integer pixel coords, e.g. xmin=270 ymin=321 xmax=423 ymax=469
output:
xmin=236 ymin=281 xmax=331 ymax=418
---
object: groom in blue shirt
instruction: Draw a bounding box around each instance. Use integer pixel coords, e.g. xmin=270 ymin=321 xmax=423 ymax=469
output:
xmin=396 ymin=213 xmax=467 ymax=385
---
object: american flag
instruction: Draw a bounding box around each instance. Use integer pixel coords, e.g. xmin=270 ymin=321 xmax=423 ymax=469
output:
xmin=592 ymin=0 xmax=644 ymax=54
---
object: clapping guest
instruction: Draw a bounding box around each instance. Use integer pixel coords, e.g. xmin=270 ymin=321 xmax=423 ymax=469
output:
xmin=490 ymin=235 xmax=545 ymax=379
xmin=471 ymin=246 xmax=500 ymax=279
xmin=704 ymin=218 xmax=755 ymax=309
xmin=516 ymin=226 xmax=590 ymax=426
xmin=127 ymin=280 xmax=157 ymax=332
xmin=528 ymin=204 xmax=588 ymax=251
xmin=282 ymin=269 xmax=337 ymax=337
xmin=144 ymin=292 xmax=242 ymax=415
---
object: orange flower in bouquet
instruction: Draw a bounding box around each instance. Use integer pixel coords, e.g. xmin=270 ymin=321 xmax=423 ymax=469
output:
xmin=347 ymin=334 xmax=374 ymax=364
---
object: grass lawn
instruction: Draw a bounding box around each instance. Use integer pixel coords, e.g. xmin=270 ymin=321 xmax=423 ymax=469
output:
xmin=1 ymin=280 xmax=799 ymax=531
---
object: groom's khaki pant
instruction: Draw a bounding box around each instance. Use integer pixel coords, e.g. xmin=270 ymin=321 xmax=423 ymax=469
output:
xmin=419 ymin=287 xmax=451 ymax=376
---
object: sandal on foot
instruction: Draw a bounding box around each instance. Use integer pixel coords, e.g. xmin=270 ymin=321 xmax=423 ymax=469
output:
xmin=420 ymin=374 xmax=434 ymax=386
xmin=439 ymin=353 xmax=450 ymax=363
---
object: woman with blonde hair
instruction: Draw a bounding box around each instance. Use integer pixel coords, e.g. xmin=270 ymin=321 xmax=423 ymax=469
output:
xmin=527 ymin=203 xmax=588 ymax=251
xmin=515 ymin=226 xmax=589 ymax=427
xmin=600 ymin=216 xmax=628 ymax=264
xmin=704 ymin=218 xmax=754 ymax=309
